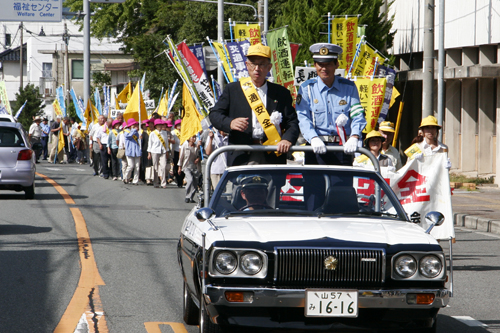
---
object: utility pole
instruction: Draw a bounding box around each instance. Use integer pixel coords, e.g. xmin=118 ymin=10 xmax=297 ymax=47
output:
xmin=63 ymin=23 xmax=70 ymax=103
xmin=84 ymin=0 xmax=90 ymax=108
xmin=422 ymin=0 xmax=435 ymax=118
xmin=437 ymin=0 xmax=445 ymax=141
xmin=19 ymin=22 xmax=23 ymax=90
xmin=258 ymin=0 xmax=263 ymax=28
xmin=217 ymin=0 xmax=224 ymax=87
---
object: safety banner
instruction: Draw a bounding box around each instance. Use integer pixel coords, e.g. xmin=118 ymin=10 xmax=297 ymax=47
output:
xmin=226 ymin=41 xmax=249 ymax=81
xmin=377 ymin=65 xmax=397 ymax=121
xmin=177 ymin=42 xmax=216 ymax=109
xmin=0 ymin=81 xmax=12 ymax=115
xmin=56 ymin=86 xmax=66 ymax=117
xmin=354 ymin=77 xmax=386 ymax=133
xmin=234 ymin=23 xmax=261 ymax=45
xmin=294 ymin=66 xmax=318 ymax=86
xmin=267 ymin=26 xmax=295 ymax=94
xmin=212 ymin=42 xmax=235 ymax=83
xmin=52 ymin=99 xmax=63 ymax=116
xmin=355 ymin=154 xmax=454 ymax=240
xmin=189 ymin=44 xmax=208 ymax=77
xmin=180 ymin=83 xmax=202 ymax=145
xmin=331 ymin=17 xmax=358 ymax=71
xmin=350 ymin=42 xmax=386 ymax=77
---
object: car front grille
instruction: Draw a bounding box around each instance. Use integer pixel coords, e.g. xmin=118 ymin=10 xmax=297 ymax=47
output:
xmin=275 ymin=248 xmax=385 ymax=288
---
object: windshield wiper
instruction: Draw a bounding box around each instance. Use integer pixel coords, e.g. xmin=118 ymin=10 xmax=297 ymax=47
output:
xmin=223 ymin=210 xmax=316 ymax=218
xmin=318 ymin=211 xmax=401 ymax=219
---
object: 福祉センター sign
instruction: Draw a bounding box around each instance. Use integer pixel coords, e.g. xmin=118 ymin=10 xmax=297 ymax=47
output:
xmin=2 ymin=0 xmax=62 ymax=22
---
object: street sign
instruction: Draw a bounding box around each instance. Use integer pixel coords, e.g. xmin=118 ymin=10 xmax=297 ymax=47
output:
xmin=1 ymin=0 xmax=63 ymax=22
xmin=89 ymin=0 xmax=126 ymax=2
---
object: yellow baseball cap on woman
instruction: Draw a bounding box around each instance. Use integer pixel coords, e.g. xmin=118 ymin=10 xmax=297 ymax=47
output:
xmin=246 ymin=43 xmax=271 ymax=59
xmin=379 ymin=121 xmax=395 ymax=133
xmin=364 ymin=130 xmax=386 ymax=145
xmin=419 ymin=115 xmax=441 ymax=129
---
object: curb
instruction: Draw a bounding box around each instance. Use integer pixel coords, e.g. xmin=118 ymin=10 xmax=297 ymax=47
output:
xmin=453 ymin=212 xmax=500 ymax=235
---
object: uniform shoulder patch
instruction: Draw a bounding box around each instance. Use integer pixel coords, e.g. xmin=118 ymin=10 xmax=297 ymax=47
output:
xmin=300 ymin=78 xmax=317 ymax=87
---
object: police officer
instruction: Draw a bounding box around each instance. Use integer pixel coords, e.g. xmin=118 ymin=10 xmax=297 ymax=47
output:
xmin=296 ymin=43 xmax=366 ymax=165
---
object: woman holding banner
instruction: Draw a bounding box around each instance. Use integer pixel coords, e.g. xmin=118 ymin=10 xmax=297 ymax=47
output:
xmin=353 ymin=130 xmax=393 ymax=169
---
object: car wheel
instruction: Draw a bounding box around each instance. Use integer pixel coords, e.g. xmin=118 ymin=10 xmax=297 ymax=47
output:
xmin=200 ymin=304 xmax=223 ymax=333
xmin=183 ymin=282 xmax=199 ymax=325
xmin=24 ymin=182 xmax=35 ymax=199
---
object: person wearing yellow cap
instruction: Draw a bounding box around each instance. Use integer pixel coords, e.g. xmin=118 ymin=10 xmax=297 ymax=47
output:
xmin=405 ymin=116 xmax=450 ymax=169
xmin=379 ymin=121 xmax=402 ymax=170
xmin=353 ymin=130 xmax=394 ymax=169
xmin=209 ymin=43 xmax=299 ymax=166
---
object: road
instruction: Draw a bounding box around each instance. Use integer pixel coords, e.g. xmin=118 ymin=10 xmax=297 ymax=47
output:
xmin=0 ymin=163 xmax=499 ymax=333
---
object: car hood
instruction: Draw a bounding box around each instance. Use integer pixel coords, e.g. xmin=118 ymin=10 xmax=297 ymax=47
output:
xmin=214 ymin=216 xmax=436 ymax=246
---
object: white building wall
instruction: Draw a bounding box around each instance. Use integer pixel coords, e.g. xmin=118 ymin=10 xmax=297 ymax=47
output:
xmin=390 ymin=0 xmax=500 ymax=55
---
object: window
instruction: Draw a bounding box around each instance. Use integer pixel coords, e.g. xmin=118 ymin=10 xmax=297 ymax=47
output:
xmin=72 ymin=60 xmax=83 ymax=79
xmin=42 ymin=63 xmax=52 ymax=78
xmin=0 ymin=128 xmax=24 ymax=147
xmin=5 ymin=34 xmax=11 ymax=46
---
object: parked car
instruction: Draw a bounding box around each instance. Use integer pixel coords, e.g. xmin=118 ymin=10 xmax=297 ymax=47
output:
xmin=0 ymin=122 xmax=37 ymax=199
xmin=177 ymin=146 xmax=450 ymax=333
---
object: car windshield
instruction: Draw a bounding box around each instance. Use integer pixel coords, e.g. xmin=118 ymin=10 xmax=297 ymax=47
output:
xmin=210 ymin=168 xmax=407 ymax=220
xmin=0 ymin=127 xmax=24 ymax=147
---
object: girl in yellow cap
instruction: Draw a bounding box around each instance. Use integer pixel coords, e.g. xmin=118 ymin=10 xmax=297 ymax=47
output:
xmin=353 ymin=130 xmax=394 ymax=169
xmin=405 ymin=116 xmax=450 ymax=169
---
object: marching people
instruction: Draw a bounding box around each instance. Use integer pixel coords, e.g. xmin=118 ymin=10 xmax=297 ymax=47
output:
xmin=172 ymin=119 xmax=184 ymax=187
xmin=148 ymin=119 xmax=169 ymax=188
xmin=89 ymin=115 xmax=105 ymax=176
xmin=178 ymin=135 xmax=201 ymax=203
xmin=123 ymin=118 xmax=142 ymax=185
xmin=205 ymin=129 xmax=228 ymax=189
xmin=73 ymin=123 xmax=87 ymax=164
xmin=140 ymin=119 xmax=152 ymax=185
xmin=405 ymin=115 xmax=451 ymax=169
xmin=117 ymin=121 xmax=129 ymax=181
xmin=379 ymin=121 xmax=403 ymax=170
xmin=49 ymin=115 xmax=65 ymax=163
xmin=96 ymin=118 xmax=112 ymax=179
xmin=353 ymin=130 xmax=394 ymax=169
xmin=40 ymin=117 xmax=50 ymax=160
xmin=108 ymin=119 xmax=122 ymax=180
xmin=28 ymin=116 xmax=42 ymax=163
xmin=296 ymin=43 xmax=367 ymax=165
xmin=209 ymin=43 xmax=299 ymax=166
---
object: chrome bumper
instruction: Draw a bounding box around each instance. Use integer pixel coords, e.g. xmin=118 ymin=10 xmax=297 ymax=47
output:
xmin=205 ymin=285 xmax=450 ymax=309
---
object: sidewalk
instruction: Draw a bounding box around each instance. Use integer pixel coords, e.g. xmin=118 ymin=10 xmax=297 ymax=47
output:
xmin=452 ymin=185 xmax=500 ymax=235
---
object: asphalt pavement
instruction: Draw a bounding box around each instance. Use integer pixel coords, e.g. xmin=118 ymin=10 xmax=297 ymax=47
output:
xmin=452 ymin=185 xmax=500 ymax=236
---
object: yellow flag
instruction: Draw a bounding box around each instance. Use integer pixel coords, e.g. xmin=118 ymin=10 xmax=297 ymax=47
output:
xmin=390 ymin=87 xmax=400 ymax=108
xmin=354 ymin=77 xmax=387 ymax=133
xmin=234 ymin=23 xmax=261 ymax=45
xmin=57 ymin=124 xmax=65 ymax=153
xmin=53 ymin=99 xmax=63 ymax=116
xmin=84 ymin=98 xmax=99 ymax=127
xmin=157 ymin=91 xmax=168 ymax=116
xmin=180 ymin=83 xmax=202 ymax=144
xmin=115 ymin=82 xmax=132 ymax=109
xmin=351 ymin=42 xmax=386 ymax=77
xmin=212 ymin=42 xmax=234 ymax=82
xmin=123 ymin=82 xmax=148 ymax=122
xmin=331 ymin=17 xmax=358 ymax=71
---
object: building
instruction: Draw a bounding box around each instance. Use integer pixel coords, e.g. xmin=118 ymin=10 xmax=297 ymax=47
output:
xmin=0 ymin=20 xmax=135 ymax=119
xmin=388 ymin=0 xmax=500 ymax=182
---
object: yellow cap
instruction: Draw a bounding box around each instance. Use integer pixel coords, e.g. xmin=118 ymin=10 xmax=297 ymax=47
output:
xmin=379 ymin=121 xmax=395 ymax=133
xmin=364 ymin=130 xmax=385 ymax=146
xmin=246 ymin=43 xmax=271 ymax=59
xmin=419 ymin=115 xmax=441 ymax=129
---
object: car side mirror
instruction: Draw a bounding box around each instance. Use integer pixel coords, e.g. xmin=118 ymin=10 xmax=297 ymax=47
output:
xmin=195 ymin=207 xmax=215 ymax=222
xmin=424 ymin=211 xmax=445 ymax=234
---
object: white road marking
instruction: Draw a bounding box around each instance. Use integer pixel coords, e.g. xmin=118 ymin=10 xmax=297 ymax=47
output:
xmin=452 ymin=316 xmax=488 ymax=327
xmin=74 ymin=313 xmax=89 ymax=333
xmin=44 ymin=167 xmax=62 ymax=171
xmin=476 ymin=231 xmax=500 ymax=239
xmin=72 ymin=168 xmax=86 ymax=172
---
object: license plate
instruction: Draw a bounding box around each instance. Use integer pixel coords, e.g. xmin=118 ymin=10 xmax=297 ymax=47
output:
xmin=305 ymin=289 xmax=358 ymax=317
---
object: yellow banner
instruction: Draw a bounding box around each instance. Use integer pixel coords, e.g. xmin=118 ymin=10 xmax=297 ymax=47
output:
xmin=212 ymin=42 xmax=234 ymax=83
xmin=84 ymin=99 xmax=99 ymax=127
xmin=234 ymin=23 xmax=261 ymax=45
xmin=354 ymin=77 xmax=387 ymax=133
xmin=53 ymin=99 xmax=63 ymax=116
xmin=180 ymin=84 xmax=202 ymax=144
xmin=115 ymin=81 xmax=132 ymax=109
xmin=351 ymin=42 xmax=386 ymax=77
xmin=124 ymin=82 xmax=148 ymax=123
xmin=157 ymin=92 xmax=168 ymax=116
xmin=57 ymin=124 xmax=65 ymax=153
xmin=331 ymin=17 xmax=358 ymax=71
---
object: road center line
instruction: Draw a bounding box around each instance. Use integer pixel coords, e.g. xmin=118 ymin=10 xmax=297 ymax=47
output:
xmin=36 ymin=172 xmax=107 ymax=333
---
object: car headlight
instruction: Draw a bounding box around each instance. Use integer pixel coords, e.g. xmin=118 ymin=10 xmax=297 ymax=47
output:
xmin=215 ymin=251 xmax=237 ymax=274
xmin=394 ymin=255 xmax=417 ymax=278
xmin=240 ymin=252 xmax=263 ymax=275
xmin=419 ymin=255 xmax=442 ymax=278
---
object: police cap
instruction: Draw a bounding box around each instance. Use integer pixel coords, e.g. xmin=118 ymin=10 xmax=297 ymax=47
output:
xmin=309 ymin=43 xmax=343 ymax=63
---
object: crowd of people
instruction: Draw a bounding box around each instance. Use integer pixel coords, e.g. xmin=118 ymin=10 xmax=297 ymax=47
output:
xmin=26 ymin=41 xmax=450 ymax=205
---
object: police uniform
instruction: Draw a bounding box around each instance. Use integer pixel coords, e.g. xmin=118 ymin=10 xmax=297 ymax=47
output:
xmin=296 ymin=43 xmax=366 ymax=165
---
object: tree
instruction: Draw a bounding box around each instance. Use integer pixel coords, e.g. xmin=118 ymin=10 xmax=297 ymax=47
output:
xmin=13 ymin=84 xmax=44 ymax=130
xmin=273 ymin=0 xmax=395 ymax=65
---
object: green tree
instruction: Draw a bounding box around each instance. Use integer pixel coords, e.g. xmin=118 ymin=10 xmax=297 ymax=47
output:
xmin=13 ymin=84 xmax=44 ymax=130
xmin=273 ymin=0 xmax=395 ymax=65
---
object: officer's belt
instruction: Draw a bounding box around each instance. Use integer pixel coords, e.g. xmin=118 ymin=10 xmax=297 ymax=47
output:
xmin=318 ymin=135 xmax=348 ymax=143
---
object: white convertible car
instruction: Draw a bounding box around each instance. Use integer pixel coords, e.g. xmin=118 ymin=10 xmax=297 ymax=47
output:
xmin=178 ymin=146 xmax=450 ymax=333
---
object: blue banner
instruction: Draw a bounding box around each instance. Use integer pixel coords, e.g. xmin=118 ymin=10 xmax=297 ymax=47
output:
xmin=94 ymin=88 xmax=102 ymax=115
xmin=226 ymin=42 xmax=248 ymax=81
xmin=377 ymin=65 xmax=397 ymax=121
xmin=189 ymin=44 xmax=208 ymax=77
xmin=70 ymin=88 xmax=85 ymax=124
xmin=102 ymin=84 xmax=110 ymax=116
xmin=56 ymin=86 xmax=66 ymax=117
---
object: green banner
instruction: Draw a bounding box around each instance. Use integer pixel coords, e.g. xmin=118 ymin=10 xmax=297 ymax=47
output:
xmin=266 ymin=27 xmax=295 ymax=97
xmin=0 ymin=81 xmax=12 ymax=115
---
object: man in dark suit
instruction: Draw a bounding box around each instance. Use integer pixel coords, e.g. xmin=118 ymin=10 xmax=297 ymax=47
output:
xmin=209 ymin=43 xmax=299 ymax=166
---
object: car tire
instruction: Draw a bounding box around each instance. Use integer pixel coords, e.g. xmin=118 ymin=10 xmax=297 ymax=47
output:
xmin=183 ymin=282 xmax=200 ymax=325
xmin=200 ymin=304 xmax=223 ymax=333
xmin=24 ymin=182 xmax=35 ymax=199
